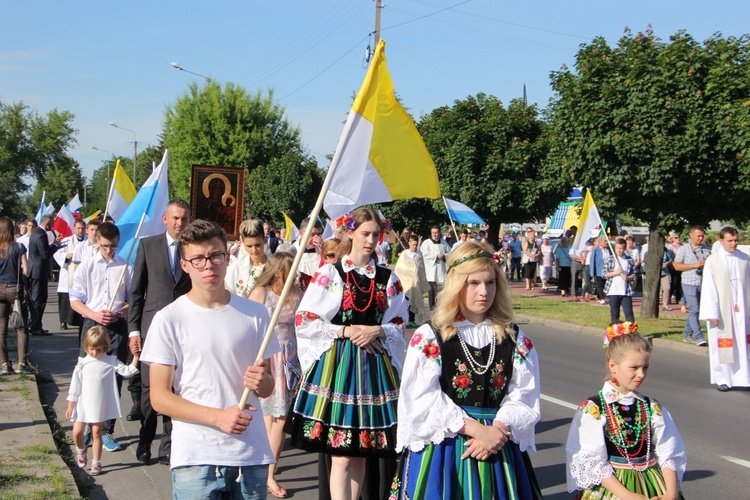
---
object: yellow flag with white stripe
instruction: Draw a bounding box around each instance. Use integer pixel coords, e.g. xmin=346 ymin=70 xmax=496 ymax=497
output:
xmin=323 ymin=39 xmax=440 ymax=218
xmin=106 ymin=159 xmax=137 ymax=221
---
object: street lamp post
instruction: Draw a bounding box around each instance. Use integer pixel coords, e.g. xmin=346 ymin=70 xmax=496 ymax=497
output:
xmin=82 ymin=176 xmax=88 ymax=206
xmin=109 ymin=122 xmax=138 ymax=185
xmin=91 ymin=146 xmax=112 ymax=197
xmin=170 ymin=62 xmax=211 ymax=80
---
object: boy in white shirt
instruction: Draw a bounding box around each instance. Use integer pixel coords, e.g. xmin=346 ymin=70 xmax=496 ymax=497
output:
xmin=69 ymin=221 xmax=132 ymax=452
xmin=140 ymin=219 xmax=279 ymax=498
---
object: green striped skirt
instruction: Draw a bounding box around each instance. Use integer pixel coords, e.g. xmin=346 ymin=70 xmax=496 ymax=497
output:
xmin=578 ymin=457 xmax=684 ymax=499
xmin=284 ymin=338 xmax=399 ymax=458
xmin=393 ymin=407 xmax=543 ymax=500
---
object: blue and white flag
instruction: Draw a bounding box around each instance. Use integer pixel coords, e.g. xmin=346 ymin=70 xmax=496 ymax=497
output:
xmin=116 ymin=150 xmax=170 ymax=263
xmin=34 ymin=191 xmax=46 ymax=224
xmin=443 ymin=197 xmax=486 ymax=225
xmin=67 ymin=193 xmax=82 ymax=213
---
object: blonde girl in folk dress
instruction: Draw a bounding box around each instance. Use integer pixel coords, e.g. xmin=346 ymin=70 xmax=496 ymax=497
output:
xmin=225 ymin=219 xmax=267 ymax=298
xmin=566 ymin=323 xmax=686 ymax=500
xmin=66 ymin=326 xmax=139 ymax=476
xmin=395 ymin=241 xmax=543 ymax=499
xmin=248 ymin=252 xmax=303 ymax=498
xmin=284 ymin=208 xmax=408 ymax=500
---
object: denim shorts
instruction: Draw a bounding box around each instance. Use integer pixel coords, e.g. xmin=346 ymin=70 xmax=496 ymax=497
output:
xmin=172 ymin=464 xmax=268 ymax=499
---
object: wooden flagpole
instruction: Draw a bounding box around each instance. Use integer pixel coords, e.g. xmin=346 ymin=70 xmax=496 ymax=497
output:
xmin=442 ymin=197 xmax=460 ymax=242
xmin=107 ymin=211 xmax=147 ymax=311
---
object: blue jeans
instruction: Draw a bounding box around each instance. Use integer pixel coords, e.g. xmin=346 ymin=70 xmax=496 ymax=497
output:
xmin=609 ymin=295 xmax=635 ymax=324
xmin=681 ymin=284 xmax=705 ymax=341
xmin=172 ymin=464 xmax=269 ymax=499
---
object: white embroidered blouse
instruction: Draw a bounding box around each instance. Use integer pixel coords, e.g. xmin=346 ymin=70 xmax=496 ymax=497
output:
xmin=294 ymin=256 xmax=408 ymax=374
xmin=565 ymin=382 xmax=687 ymax=492
xmin=396 ymin=321 xmax=541 ymax=454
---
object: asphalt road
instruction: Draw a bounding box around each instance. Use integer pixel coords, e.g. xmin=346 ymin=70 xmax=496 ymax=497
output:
xmin=32 ymin=301 xmax=750 ymax=499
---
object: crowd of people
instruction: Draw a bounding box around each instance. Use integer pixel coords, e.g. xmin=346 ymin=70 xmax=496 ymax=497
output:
xmin=3 ymin=203 xmax=750 ymax=499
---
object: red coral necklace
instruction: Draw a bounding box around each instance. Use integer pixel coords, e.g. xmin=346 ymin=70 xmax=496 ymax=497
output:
xmin=346 ymin=271 xmax=375 ymax=312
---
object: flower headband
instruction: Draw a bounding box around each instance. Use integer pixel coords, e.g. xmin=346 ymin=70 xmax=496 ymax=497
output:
xmin=602 ymin=321 xmax=639 ymax=349
xmin=448 ymin=251 xmax=493 ymax=272
xmin=336 ymin=214 xmax=356 ymax=231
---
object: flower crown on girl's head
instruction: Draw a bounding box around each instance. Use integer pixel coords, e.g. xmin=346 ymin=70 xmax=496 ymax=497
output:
xmin=603 ymin=321 xmax=639 ymax=349
xmin=336 ymin=214 xmax=356 ymax=231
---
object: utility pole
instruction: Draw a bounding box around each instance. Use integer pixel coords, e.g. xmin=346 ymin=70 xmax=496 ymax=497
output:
xmin=373 ymin=0 xmax=382 ymax=45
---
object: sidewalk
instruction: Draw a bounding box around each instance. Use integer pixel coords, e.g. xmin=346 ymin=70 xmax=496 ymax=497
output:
xmin=506 ymin=278 xmax=708 ymax=356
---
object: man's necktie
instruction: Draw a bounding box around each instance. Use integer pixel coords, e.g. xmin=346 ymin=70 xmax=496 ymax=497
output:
xmin=172 ymin=243 xmax=180 ymax=280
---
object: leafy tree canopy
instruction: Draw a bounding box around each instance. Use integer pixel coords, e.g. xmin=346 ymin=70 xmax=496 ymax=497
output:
xmin=385 ymin=93 xmax=567 ymax=243
xmin=0 ymin=100 xmax=77 ymax=217
xmin=163 ymin=80 xmax=319 ymax=226
xmin=549 ymin=27 xmax=750 ymax=231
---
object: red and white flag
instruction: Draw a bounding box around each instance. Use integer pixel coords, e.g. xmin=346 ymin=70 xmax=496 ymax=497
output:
xmin=53 ymin=204 xmax=76 ymax=239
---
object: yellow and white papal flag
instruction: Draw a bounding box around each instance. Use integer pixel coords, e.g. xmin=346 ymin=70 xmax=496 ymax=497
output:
xmin=323 ymin=39 xmax=440 ymax=219
xmin=106 ymin=159 xmax=137 ymax=221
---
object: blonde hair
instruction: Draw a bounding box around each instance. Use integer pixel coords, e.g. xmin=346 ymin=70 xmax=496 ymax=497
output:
xmin=323 ymin=238 xmax=341 ymax=260
xmin=606 ymin=331 xmax=651 ymax=364
xmin=239 ymin=219 xmax=264 ymax=239
xmin=432 ymin=241 xmax=515 ymax=343
xmin=83 ymin=325 xmax=111 ymax=352
xmin=253 ymin=252 xmax=293 ymax=291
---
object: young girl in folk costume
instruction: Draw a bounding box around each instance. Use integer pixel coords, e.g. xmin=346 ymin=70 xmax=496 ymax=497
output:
xmin=66 ymin=326 xmax=139 ymax=476
xmin=566 ymin=323 xmax=687 ymax=500
xmin=395 ymin=241 xmax=543 ymax=500
xmin=285 ymin=208 xmax=408 ymax=500
xmin=248 ymin=252 xmax=303 ymax=498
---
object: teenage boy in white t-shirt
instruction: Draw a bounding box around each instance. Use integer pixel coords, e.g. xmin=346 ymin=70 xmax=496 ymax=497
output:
xmin=140 ymin=220 xmax=279 ymax=499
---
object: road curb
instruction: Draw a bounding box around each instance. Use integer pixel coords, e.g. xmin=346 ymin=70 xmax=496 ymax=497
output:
xmin=27 ymin=375 xmax=80 ymax=496
xmin=514 ymin=313 xmax=709 ymax=357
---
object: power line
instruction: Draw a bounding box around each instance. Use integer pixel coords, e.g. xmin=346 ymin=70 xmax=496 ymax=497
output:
xmin=404 ymin=0 xmax=591 ymax=40
xmin=277 ymin=34 xmax=371 ymax=102
xmin=378 ymin=0 xmax=472 ymax=34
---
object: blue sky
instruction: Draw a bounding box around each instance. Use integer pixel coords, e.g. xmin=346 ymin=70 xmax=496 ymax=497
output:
xmin=2 ymin=0 xmax=748 ymax=181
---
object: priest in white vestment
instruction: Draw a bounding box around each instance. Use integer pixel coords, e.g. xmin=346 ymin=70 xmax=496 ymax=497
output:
xmin=394 ymin=236 xmax=430 ymax=326
xmin=699 ymin=226 xmax=750 ymax=391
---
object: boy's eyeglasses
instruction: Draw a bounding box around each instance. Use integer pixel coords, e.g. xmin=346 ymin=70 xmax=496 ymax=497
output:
xmin=325 ymin=253 xmax=337 ymax=259
xmin=183 ymin=252 xmax=227 ymax=269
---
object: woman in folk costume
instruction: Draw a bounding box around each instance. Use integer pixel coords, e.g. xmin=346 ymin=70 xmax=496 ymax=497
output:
xmin=285 ymin=208 xmax=408 ymax=500
xmin=394 ymin=233 xmax=431 ymax=326
xmin=394 ymin=241 xmax=543 ymax=500
xmin=225 ymin=219 xmax=267 ymax=298
xmin=566 ymin=323 xmax=686 ymax=499
xmin=699 ymin=226 xmax=750 ymax=391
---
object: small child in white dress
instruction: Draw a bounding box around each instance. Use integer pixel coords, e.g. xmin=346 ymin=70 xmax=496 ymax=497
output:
xmin=66 ymin=326 xmax=139 ymax=476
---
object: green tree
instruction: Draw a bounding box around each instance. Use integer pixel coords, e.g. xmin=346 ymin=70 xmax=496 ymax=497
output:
xmin=0 ymin=101 xmax=77 ymax=217
xmin=388 ymin=93 xmax=566 ymax=244
xmin=548 ymin=28 xmax=750 ymax=318
xmin=163 ymin=81 xmax=319 ymax=223
xmin=28 ymin=156 xmax=85 ymax=214
xmin=247 ymin=154 xmax=324 ymax=226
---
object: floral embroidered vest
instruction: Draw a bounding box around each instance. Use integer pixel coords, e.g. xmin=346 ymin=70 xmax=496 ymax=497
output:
xmin=332 ymin=262 xmax=391 ymax=326
xmin=433 ymin=324 xmax=517 ymax=408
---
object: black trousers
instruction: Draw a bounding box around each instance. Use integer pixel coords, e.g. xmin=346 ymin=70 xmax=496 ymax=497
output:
xmin=81 ymin=317 xmax=128 ymax=435
xmin=139 ymin=360 xmax=172 ymax=459
xmin=28 ymin=278 xmax=48 ymax=333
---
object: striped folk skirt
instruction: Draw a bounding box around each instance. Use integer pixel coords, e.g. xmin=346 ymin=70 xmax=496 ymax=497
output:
xmin=284 ymin=338 xmax=399 ymax=458
xmin=394 ymin=407 xmax=542 ymax=500
xmin=577 ymin=457 xmax=684 ymax=500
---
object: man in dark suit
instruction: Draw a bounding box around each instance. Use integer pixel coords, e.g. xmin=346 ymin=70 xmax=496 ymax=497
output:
xmin=128 ymin=200 xmax=191 ymax=465
xmin=27 ymin=215 xmax=59 ymax=335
